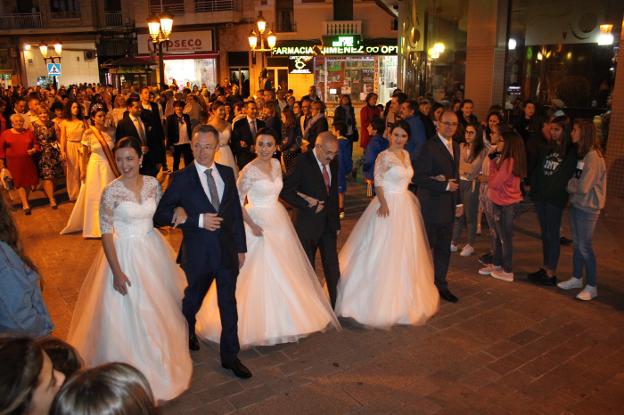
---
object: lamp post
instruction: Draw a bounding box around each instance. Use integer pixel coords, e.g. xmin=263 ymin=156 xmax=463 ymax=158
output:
xmin=248 ymin=12 xmax=277 ymax=92
xmin=38 ymin=41 xmax=62 ymax=90
xmin=147 ymin=13 xmax=174 ymax=89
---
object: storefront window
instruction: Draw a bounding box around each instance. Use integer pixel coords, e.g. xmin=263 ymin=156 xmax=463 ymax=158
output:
xmin=164 ymin=58 xmax=217 ymax=90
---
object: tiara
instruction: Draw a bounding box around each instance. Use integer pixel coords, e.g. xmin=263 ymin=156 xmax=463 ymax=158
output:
xmin=90 ymin=103 xmax=105 ymax=112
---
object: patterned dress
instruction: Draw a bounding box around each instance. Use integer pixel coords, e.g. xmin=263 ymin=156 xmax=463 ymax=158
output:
xmin=33 ymin=121 xmax=63 ymax=180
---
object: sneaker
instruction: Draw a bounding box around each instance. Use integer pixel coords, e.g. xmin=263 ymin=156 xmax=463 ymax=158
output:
xmin=478 ymin=264 xmax=501 ymax=276
xmin=557 ymin=277 xmax=583 ymax=290
xmin=460 ymin=244 xmax=475 ymax=257
xmin=478 ymin=252 xmax=494 ymax=266
xmin=491 ymin=269 xmax=514 ymax=282
xmin=576 ymin=285 xmax=598 ymax=301
xmin=450 ymin=243 xmax=458 ymax=253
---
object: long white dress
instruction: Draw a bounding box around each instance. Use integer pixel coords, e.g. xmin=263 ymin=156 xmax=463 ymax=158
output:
xmin=67 ymin=176 xmax=192 ymax=402
xmin=196 ymin=158 xmax=339 ymax=347
xmin=214 ymin=127 xmax=239 ymax=178
xmin=336 ymin=149 xmax=439 ymax=328
xmin=61 ymin=127 xmax=117 ymax=238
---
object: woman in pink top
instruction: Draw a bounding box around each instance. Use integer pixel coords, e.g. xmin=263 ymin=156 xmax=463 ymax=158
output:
xmin=480 ymin=131 xmax=526 ymax=282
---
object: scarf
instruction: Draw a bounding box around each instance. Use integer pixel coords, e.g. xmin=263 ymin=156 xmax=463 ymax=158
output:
xmin=303 ymin=113 xmax=325 ymax=140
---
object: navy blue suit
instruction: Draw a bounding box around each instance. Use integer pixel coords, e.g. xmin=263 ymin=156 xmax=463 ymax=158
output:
xmin=154 ymin=161 xmax=246 ymax=363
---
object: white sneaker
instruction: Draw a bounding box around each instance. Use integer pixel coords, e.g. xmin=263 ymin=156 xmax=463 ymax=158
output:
xmin=557 ymin=277 xmax=583 ymax=290
xmin=491 ymin=269 xmax=514 ymax=282
xmin=576 ymin=285 xmax=598 ymax=301
xmin=460 ymin=244 xmax=475 ymax=257
xmin=478 ymin=264 xmax=501 ymax=276
xmin=450 ymin=243 xmax=458 ymax=253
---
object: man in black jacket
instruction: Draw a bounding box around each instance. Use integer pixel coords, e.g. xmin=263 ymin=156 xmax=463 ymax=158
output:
xmin=231 ymin=101 xmax=265 ymax=170
xmin=165 ymin=100 xmax=193 ymax=171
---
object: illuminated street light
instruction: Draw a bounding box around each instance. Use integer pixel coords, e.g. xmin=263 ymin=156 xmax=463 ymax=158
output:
xmin=597 ymin=24 xmax=614 ymax=46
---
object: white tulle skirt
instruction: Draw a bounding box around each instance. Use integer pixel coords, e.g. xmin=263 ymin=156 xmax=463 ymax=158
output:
xmin=196 ymin=202 xmax=340 ymax=348
xmin=336 ymin=190 xmax=439 ymax=328
xmin=215 ymin=145 xmax=239 ymax=179
xmin=67 ymin=229 xmax=192 ymax=402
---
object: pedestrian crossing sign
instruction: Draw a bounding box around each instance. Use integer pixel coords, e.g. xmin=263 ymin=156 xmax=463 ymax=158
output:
xmin=47 ymin=63 xmax=61 ymax=76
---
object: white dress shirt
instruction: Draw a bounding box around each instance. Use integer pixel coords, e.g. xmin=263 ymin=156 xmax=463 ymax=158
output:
xmin=246 ymin=116 xmax=257 ymax=137
xmin=313 ymin=147 xmax=332 ymax=182
xmin=129 ymin=114 xmax=146 ymax=143
xmin=437 ymin=133 xmax=463 ymax=207
xmin=194 ymin=161 xmax=225 ymax=228
xmin=176 ymin=117 xmax=190 ymax=145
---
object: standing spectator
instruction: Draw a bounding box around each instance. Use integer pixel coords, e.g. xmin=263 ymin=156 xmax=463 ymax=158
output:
xmin=400 ymin=99 xmax=427 ymax=166
xmin=302 ymin=85 xmax=320 ymax=102
xmin=420 ymin=99 xmax=436 ymax=140
xmin=333 ymin=94 xmax=358 ymax=159
xmin=279 ymin=106 xmax=299 ymax=172
xmin=232 ymin=100 xmax=265 ymax=169
xmin=451 ymin=122 xmax=486 ymax=256
xmin=363 ymin=117 xmax=389 ymax=191
xmin=557 ymin=119 xmax=607 ymax=301
xmin=140 ymin=88 xmax=166 ymax=172
xmin=33 ymin=109 xmax=63 ymax=209
xmin=24 ymin=96 xmax=40 ymax=127
xmin=456 ymin=99 xmax=478 ymax=139
xmin=0 ymin=114 xmax=38 ymax=214
xmin=109 ymin=94 xmax=127 ymax=128
xmin=60 ymin=100 xmax=87 ymax=201
xmin=513 ymin=99 xmax=538 ymax=143
xmin=528 ymin=115 xmax=577 ymax=285
xmin=359 ymin=92 xmax=380 ymax=149
xmin=384 ymin=92 xmax=408 ymax=137
xmin=332 ymin=121 xmax=352 ymax=220
xmin=10 ymin=98 xmax=31 ymax=130
xmin=0 ymin=195 xmax=53 ymax=337
xmin=479 ymin=131 xmax=527 ymax=282
xmin=165 ymin=101 xmax=193 ymax=171
xmin=0 ymin=337 xmax=65 ymax=415
xmin=297 ymin=98 xmax=312 ymax=145
xmin=302 ymin=100 xmax=328 ymax=150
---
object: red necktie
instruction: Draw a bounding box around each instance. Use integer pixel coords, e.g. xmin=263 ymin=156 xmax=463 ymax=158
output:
xmin=322 ymin=164 xmax=330 ymax=194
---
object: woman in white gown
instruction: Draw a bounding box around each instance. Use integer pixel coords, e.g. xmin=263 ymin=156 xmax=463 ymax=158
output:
xmin=209 ymin=101 xmax=239 ymax=178
xmin=67 ymin=136 xmax=192 ymax=403
xmin=196 ymin=129 xmax=339 ymax=347
xmin=61 ymin=104 xmax=118 ymax=238
xmin=336 ymin=121 xmax=439 ymax=328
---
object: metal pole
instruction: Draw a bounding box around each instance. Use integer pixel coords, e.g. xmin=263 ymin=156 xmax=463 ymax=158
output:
xmin=158 ymin=41 xmax=165 ymax=89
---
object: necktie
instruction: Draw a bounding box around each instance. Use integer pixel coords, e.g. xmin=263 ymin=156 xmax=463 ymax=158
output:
xmin=135 ymin=118 xmax=146 ymax=144
xmin=322 ymin=164 xmax=330 ymax=194
xmin=250 ymin=120 xmax=256 ymax=137
xmin=204 ymin=168 xmax=220 ymax=211
xmin=446 ymin=139 xmax=454 ymax=159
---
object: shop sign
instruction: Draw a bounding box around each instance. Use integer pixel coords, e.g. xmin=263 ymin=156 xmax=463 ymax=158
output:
xmin=272 ymin=38 xmax=398 ymax=57
xmin=138 ymin=30 xmax=213 ymax=55
xmin=288 ymin=56 xmax=313 ymax=74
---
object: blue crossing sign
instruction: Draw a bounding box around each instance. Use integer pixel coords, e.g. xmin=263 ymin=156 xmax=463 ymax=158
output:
xmin=47 ymin=63 xmax=61 ymax=76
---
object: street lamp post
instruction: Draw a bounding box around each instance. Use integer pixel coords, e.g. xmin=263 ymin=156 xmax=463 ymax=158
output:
xmin=248 ymin=12 xmax=277 ymax=92
xmin=147 ymin=13 xmax=174 ymax=89
xmin=38 ymin=41 xmax=63 ymax=90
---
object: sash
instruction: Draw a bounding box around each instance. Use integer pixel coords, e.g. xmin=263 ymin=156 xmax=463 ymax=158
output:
xmin=90 ymin=126 xmax=121 ymax=178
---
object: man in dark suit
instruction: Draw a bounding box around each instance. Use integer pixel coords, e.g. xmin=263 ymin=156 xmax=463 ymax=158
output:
xmin=302 ymin=100 xmax=329 ymax=151
xmin=231 ymin=101 xmax=265 ymax=170
xmin=280 ymin=132 xmax=341 ymax=307
xmin=115 ymin=96 xmax=162 ymax=177
xmin=140 ymin=87 xmax=167 ymax=170
xmin=166 ymin=100 xmax=193 ymax=171
xmin=414 ymin=110 xmax=463 ymax=303
xmin=154 ymin=125 xmax=251 ymax=379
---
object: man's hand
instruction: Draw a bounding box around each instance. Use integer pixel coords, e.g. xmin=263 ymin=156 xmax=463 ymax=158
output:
xmin=172 ymin=206 xmax=187 ymax=227
xmin=455 ymin=205 xmax=464 ymax=218
xmin=238 ymin=253 xmax=246 ymax=269
xmin=203 ymin=213 xmax=223 ymax=231
xmin=141 ymin=145 xmax=150 ymax=154
xmin=239 ymin=140 xmax=249 ymax=148
xmin=314 ymin=200 xmax=325 ymax=214
xmin=447 ymin=180 xmax=459 ymax=192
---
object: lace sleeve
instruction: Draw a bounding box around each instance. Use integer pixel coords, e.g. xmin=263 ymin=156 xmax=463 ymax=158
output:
xmin=374 ymin=151 xmax=391 ymax=187
xmin=143 ymin=176 xmax=162 ymax=205
xmin=99 ymin=182 xmax=116 ymax=234
xmin=81 ymin=129 xmax=93 ymax=151
xmin=236 ymin=164 xmax=254 ymax=205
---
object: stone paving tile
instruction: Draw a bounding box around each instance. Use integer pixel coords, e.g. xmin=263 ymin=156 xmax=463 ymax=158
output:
xmin=13 ymin=182 xmax=624 ymax=414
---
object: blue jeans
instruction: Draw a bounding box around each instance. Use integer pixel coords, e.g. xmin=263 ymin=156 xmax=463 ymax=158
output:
xmin=535 ymin=201 xmax=564 ymax=271
xmin=570 ymin=206 xmax=600 ymax=286
xmin=492 ymin=202 xmax=517 ymax=273
xmin=452 ymin=180 xmax=480 ymax=245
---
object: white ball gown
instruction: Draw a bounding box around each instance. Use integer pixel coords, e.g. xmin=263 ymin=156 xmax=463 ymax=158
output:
xmin=336 ymin=149 xmax=439 ymax=328
xmin=214 ymin=127 xmax=239 ymax=178
xmin=196 ymin=158 xmax=340 ymax=347
xmin=67 ymin=176 xmax=192 ymax=402
xmin=60 ymin=127 xmax=117 ymax=238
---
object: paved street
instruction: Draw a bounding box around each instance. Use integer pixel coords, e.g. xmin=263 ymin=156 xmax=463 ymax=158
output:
xmin=14 ymin=180 xmax=624 ymax=415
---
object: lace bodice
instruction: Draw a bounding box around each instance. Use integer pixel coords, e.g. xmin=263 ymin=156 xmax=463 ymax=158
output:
xmin=82 ymin=127 xmax=115 ymax=161
xmin=218 ymin=127 xmax=232 ymax=146
xmin=99 ymin=176 xmax=162 ymax=237
xmin=374 ymin=150 xmax=414 ymax=193
xmin=237 ymin=159 xmax=283 ymax=208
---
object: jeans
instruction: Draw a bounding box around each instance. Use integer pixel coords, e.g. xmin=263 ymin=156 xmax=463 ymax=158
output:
xmin=479 ymin=188 xmax=498 ymax=257
xmin=570 ymin=206 xmax=600 ymax=286
xmin=452 ymin=180 xmax=480 ymax=245
xmin=535 ymin=201 xmax=564 ymax=272
xmin=492 ymin=202 xmax=517 ymax=272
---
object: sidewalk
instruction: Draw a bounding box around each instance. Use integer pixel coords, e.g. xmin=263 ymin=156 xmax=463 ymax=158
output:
xmin=14 ymin=181 xmax=624 ymax=414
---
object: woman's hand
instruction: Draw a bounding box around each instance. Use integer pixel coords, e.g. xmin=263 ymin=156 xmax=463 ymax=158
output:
xmin=377 ymin=202 xmax=389 ymax=217
xmin=172 ymin=206 xmax=187 ymax=227
xmin=250 ymin=222 xmax=264 ymax=237
xmin=113 ymin=272 xmax=132 ymax=295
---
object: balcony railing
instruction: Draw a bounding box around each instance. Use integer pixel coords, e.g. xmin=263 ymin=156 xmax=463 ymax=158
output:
xmin=149 ymin=3 xmax=185 ymax=15
xmin=195 ymin=0 xmax=238 ymax=12
xmin=0 ymin=12 xmax=42 ymax=29
xmin=50 ymin=10 xmax=81 ymax=19
xmin=275 ymin=9 xmax=296 ymax=32
xmin=323 ymin=20 xmax=362 ymax=35
xmin=104 ymin=11 xmax=123 ymax=27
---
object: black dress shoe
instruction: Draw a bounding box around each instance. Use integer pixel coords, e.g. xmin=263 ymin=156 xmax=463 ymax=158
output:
xmin=188 ymin=334 xmax=200 ymax=351
xmin=438 ymin=288 xmax=459 ymax=303
xmin=527 ymin=268 xmax=546 ymax=282
xmin=560 ymin=237 xmax=572 ymax=246
xmin=222 ymin=359 xmax=252 ymax=379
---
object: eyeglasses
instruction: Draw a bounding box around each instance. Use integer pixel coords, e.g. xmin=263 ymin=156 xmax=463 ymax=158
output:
xmin=465 ymin=131 xmax=476 ymax=135
xmin=441 ymin=121 xmax=458 ymax=127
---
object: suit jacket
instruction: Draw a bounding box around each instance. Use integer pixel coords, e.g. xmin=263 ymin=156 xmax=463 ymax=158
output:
xmin=115 ymin=114 xmax=159 ymax=175
xmin=153 ymin=162 xmax=246 ymax=274
xmin=165 ymin=113 xmax=192 ymax=147
xmin=231 ymin=117 xmax=265 ymax=169
xmin=414 ymin=135 xmax=460 ymax=224
xmin=280 ymin=151 xmax=340 ymax=241
xmin=304 ymin=116 xmax=329 ymax=149
xmin=141 ymin=102 xmax=166 ymax=164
